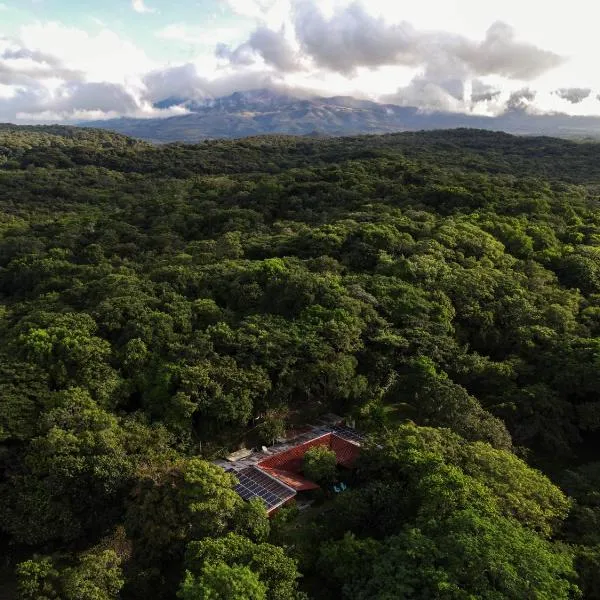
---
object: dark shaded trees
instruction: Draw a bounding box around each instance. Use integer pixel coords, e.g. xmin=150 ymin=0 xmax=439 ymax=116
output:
xmin=313 ymin=425 xmax=577 ymax=599
xmin=3 ymin=126 xmax=600 ymax=597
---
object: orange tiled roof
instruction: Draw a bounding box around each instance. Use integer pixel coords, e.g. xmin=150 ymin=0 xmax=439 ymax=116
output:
xmin=257 ymin=433 xmax=360 ymax=488
xmin=331 ymin=434 xmax=360 ymax=468
xmin=261 ymin=467 xmax=320 ymax=491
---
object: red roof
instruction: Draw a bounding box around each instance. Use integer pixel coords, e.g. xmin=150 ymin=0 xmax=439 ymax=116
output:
xmin=330 ymin=434 xmax=360 ymax=468
xmin=260 ymin=468 xmax=320 ymax=491
xmin=257 ymin=433 xmax=360 ymax=489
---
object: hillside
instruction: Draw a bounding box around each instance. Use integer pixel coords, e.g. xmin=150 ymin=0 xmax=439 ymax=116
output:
xmin=2 ymin=126 xmax=600 ymax=599
xmin=83 ymin=89 xmax=600 ymax=142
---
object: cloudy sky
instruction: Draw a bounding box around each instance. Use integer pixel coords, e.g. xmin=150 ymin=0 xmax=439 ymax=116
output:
xmin=0 ymin=0 xmax=598 ymax=122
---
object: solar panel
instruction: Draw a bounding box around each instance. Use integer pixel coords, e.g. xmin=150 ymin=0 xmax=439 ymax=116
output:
xmin=331 ymin=424 xmax=364 ymax=444
xmin=232 ymin=467 xmax=295 ymax=510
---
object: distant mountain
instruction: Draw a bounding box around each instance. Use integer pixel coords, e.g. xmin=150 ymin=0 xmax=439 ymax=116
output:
xmin=84 ymin=89 xmax=600 ymax=143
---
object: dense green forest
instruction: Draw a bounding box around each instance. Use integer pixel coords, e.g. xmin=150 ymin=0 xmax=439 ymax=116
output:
xmin=2 ymin=124 xmax=600 ymax=599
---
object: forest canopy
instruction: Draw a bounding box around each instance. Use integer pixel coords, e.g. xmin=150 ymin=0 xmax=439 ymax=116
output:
xmin=2 ymin=125 xmax=600 ymax=598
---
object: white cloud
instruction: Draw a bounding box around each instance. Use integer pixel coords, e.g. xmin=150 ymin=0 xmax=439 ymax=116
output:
xmin=0 ymin=0 xmax=599 ymax=121
xmin=0 ymin=22 xmax=160 ymax=122
xmin=214 ymin=1 xmax=564 ymax=113
xmin=287 ymin=3 xmax=563 ymax=80
xmin=132 ymin=0 xmax=156 ymax=14
xmin=554 ymin=87 xmax=591 ymax=104
xmin=142 ymin=62 xmax=292 ymax=103
xmin=16 ymin=103 xmax=188 ymax=123
xmin=17 ymin=22 xmax=154 ymax=84
xmin=217 ymin=26 xmax=302 ymax=71
xmin=0 ymin=83 xmax=15 ymax=98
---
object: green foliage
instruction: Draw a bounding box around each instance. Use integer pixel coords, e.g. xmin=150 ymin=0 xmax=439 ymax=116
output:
xmin=2 ymin=126 xmax=600 ymax=597
xmin=320 ymin=515 xmax=577 ymax=600
xmin=16 ymin=556 xmax=60 ymax=600
xmin=17 ymin=312 xmax=121 ymax=403
xmin=573 ymin=545 xmax=600 ymax=600
xmin=16 ymin=550 xmax=124 ymax=600
xmin=395 ymin=356 xmax=513 ymax=450
xmin=2 ymin=388 xmax=134 ymax=545
xmin=183 ymin=459 xmax=247 ymax=537
xmin=60 ymin=550 xmax=124 ymax=600
xmin=232 ymin=497 xmax=271 ymax=543
xmin=357 ymin=425 xmax=570 ymax=537
xmin=559 ymin=456 xmax=600 ymax=597
xmin=256 ymin=413 xmax=286 ymax=446
xmin=303 ymin=445 xmax=338 ymax=485
xmin=185 ymin=533 xmax=303 ymax=600
xmin=314 ymin=425 xmax=578 ymax=599
xmin=125 ymin=458 xmax=244 ymax=565
xmin=178 ymin=564 xmax=266 ymax=600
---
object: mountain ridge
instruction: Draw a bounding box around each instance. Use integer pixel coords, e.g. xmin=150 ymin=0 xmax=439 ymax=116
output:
xmin=83 ymin=88 xmax=600 ymax=143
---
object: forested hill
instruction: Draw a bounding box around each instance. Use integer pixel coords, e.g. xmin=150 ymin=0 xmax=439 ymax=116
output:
xmin=2 ymin=126 xmax=600 ymax=599
xmin=3 ymin=123 xmax=600 ymax=182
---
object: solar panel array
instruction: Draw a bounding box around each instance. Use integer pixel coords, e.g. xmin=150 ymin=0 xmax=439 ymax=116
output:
xmin=331 ymin=424 xmax=364 ymax=445
xmin=232 ymin=467 xmax=295 ymax=510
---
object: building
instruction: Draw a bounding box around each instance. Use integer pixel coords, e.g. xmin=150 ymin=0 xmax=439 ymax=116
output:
xmin=215 ymin=422 xmax=364 ymax=515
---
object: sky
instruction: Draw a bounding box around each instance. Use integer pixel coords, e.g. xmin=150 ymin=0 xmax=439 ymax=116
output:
xmin=1 ymin=0 xmax=599 ymax=122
